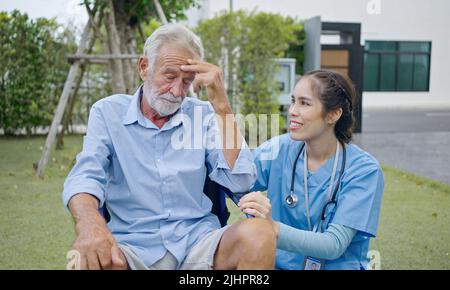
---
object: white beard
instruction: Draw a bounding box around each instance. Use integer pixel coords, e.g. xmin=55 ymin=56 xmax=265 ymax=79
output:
xmin=143 ymin=82 xmax=184 ymax=117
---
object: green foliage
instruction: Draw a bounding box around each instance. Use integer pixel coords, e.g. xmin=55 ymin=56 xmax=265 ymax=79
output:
xmin=126 ymin=0 xmax=199 ymax=22
xmin=195 ymin=10 xmax=304 ymax=142
xmin=135 ymin=18 xmax=161 ymax=54
xmin=286 ymin=25 xmax=306 ymax=75
xmin=0 ymin=10 xmax=76 ymax=135
xmin=82 ymin=0 xmax=198 ymax=53
xmin=84 ymin=0 xmax=199 ymax=24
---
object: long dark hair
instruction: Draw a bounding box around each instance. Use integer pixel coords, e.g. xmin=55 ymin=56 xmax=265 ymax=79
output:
xmin=302 ymin=70 xmax=357 ymax=144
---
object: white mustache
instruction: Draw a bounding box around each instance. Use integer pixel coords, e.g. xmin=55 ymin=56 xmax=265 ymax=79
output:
xmin=159 ymin=93 xmax=182 ymax=104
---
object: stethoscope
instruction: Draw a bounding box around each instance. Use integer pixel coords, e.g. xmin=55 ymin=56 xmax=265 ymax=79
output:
xmin=286 ymin=141 xmax=347 ymax=231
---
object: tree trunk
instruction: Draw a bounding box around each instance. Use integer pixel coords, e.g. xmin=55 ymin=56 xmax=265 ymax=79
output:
xmin=56 ymin=64 xmax=85 ymax=150
xmin=35 ymin=15 xmax=96 ymax=178
xmin=104 ymin=0 xmax=126 ymax=94
xmin=56 ymin=7 xmax=103 ymax=150
xmin=124 ymin=25 xmax=139 ymax=91
xmin=112 ymin=0 xmax=139 ymax=94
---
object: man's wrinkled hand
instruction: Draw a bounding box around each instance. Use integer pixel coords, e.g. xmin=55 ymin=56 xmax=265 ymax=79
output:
xmin=69 ymin=222 xmax=127 ymax=270
xmin=181 ymin=59 xmax=229 ymax=111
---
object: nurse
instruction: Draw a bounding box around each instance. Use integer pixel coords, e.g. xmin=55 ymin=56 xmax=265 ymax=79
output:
xmin=238 ymin=70 xmax=384 ymax=270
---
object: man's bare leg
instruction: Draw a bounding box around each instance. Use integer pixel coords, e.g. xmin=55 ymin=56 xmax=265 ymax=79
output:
xmin=213 ymin=218 xmax=276 ymax=270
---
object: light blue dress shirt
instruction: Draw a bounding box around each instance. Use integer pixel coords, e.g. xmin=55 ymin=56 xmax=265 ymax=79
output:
xmin=62 ymin=86 xmax=256 ymax=268
xmin=252 ymin=134 xmax=384 ymax=270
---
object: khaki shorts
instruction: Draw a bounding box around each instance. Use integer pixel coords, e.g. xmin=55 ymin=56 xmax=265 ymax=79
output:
xmin=119 ymin=225 xmax=230 ymax=270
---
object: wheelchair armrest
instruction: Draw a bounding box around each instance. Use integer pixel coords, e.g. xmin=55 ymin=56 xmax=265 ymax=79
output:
xmin=204 ymin=176 xmax=252 ymax=221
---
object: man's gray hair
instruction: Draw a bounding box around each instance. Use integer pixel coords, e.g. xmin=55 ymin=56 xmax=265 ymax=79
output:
xmin=143 ymin=23 xmax=204 ymax=72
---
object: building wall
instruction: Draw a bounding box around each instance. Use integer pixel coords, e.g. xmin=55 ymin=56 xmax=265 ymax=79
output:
xmin=184 ymin=0 xmax=450 ymax=110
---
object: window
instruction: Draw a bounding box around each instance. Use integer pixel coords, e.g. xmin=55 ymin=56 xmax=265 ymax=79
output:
xmin=364 ymin=41 xmax=431 ymax=92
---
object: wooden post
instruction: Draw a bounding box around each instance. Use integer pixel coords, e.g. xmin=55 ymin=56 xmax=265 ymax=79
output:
xmin=56 ymin=64 xmax=86 ymax=150
xmin=153 ymin=0 xmax=168 ymax=24
xmin=112 ymin=0 xmax=138 ymax=94
xmin=122 ymin=25 xmax=139 ymax=93
xmin=67 ymin=54 xmax=139 ymax=61
xmin=56 ymin=9 xmax=104 ymax=150
xmin=104 ymin=0 xmax=126 ymax=94
xmin=35 ymin=18 xmax=95 ymax=178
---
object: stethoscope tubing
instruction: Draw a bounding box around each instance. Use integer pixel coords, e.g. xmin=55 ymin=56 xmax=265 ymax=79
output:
xmin=289 ymin=141 xmax=347 ymax=224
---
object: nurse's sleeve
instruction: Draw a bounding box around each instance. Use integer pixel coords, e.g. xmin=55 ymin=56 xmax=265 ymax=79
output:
xmin=251 ymin=139 xmax=275 ymax=192
xmin=332 ymin=163 xmax=384 ymax=237
xmin=277 ymin=223 xmax=357 ymax=260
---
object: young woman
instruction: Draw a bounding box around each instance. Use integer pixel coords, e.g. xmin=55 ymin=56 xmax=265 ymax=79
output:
xmin=238 ymin=70 xmax=384 ymax=270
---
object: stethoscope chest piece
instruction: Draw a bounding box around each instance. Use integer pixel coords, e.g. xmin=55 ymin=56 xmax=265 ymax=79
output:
xmin=285 ymin=192 xmax=298 ymax=207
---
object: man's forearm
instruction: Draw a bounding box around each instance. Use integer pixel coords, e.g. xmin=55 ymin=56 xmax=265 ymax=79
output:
xmin=181 ymin=59 xmax=245 ymax=170
xmin=68 ymin=193 xmax=105 ymax=234
xmin=214 ymin=102 xmax=242 ymax=169
xmin=67 ymin=193 xmax=126 ymax=270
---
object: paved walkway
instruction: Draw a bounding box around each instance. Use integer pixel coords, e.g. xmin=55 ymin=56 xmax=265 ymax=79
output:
xmin=353 ymin=110 xmax=450 ymax=185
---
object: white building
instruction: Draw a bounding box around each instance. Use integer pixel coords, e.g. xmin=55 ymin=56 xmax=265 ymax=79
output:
xmin=183 ymin=0 xmax=450 ymax=111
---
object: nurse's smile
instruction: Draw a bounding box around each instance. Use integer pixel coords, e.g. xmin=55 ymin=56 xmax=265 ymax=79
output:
xmin=289 ymin=120 xmax=304 ymax=131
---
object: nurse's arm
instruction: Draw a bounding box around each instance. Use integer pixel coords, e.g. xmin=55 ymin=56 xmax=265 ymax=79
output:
xmin=276 ymin=223 xmax=357 ymax=260
xmin=238 ymin=192 xmax=356 ymax=260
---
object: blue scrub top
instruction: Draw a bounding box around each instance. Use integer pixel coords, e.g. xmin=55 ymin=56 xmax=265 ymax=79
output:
xmin=252 ymin=134 xmax=384 ymax=270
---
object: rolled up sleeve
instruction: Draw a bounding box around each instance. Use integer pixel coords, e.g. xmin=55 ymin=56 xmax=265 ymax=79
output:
xmin=207 ymin=140 xmax=256 ymax=193
xmin=62 ymin=104 xmax=112 ymax=209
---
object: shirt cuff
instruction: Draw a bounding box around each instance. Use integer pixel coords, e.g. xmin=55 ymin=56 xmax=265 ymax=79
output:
xmin=215 ymin=139 xmax=253 ymax=173
xmin=62 ymin=182 xmax=106 ymax=209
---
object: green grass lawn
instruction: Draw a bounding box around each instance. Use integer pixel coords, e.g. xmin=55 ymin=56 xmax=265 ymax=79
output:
xmin=0 ymin=135 xmax=449 ymax=269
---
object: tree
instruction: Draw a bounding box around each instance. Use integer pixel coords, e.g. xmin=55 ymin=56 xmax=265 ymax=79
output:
xmin=83 ymin=0 xmax=200 ymax=94
xmin=195 ymin=10 xmax=304 ymax=142
xmin=0 ymin=10 xmax=76 ymax=135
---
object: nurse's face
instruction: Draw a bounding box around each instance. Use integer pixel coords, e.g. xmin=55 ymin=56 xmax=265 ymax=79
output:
xmin=288 ymin=77 xmax=331 ymax=141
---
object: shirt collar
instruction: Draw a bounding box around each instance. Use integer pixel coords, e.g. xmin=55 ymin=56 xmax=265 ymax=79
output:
xmin=122 ymin=85 xmax=143 ymax=126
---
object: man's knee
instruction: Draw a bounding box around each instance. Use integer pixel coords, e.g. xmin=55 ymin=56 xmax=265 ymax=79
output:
xmin=235 ymin=218 xmax=276 ymax=252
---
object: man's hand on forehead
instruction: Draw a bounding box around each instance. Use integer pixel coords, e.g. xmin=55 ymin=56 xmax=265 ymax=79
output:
xmin=180 ymin=59 xmax=229 ymax=110
xmin=180 ymin=59 xmax=209 ymax=74
xmin=180 ymin=59 xmax=224 ymax=93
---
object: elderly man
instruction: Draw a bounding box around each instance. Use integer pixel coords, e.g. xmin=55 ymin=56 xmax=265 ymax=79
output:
xmin=63 ymin=24 xmax=276 ymax=270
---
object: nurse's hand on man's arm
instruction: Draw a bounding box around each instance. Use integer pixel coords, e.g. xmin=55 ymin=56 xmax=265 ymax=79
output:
xmin=238 ymin=192 xmax=280 ymax=236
